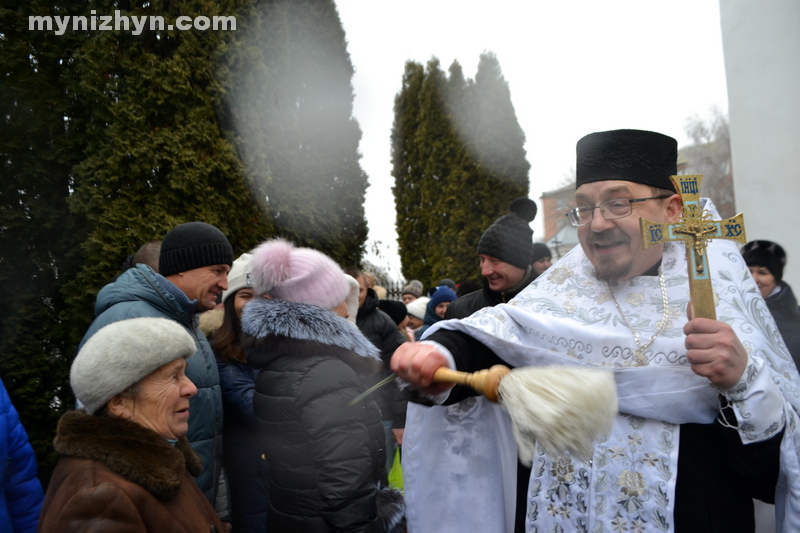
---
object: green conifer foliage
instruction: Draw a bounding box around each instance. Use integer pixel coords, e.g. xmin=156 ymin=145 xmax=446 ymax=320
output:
xmin=392 ymin=53 xmax=530 ymax=287
xmin=218 ymin=0 xmax=368 ymax=265
xmin=0 ymin=0 xmax=90 ymax=485
xmin=64 ymin=0 xmax=274 ymax=327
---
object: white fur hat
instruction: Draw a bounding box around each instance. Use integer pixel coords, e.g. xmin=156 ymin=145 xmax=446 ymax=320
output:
xmin=406 ymin=296 xmax=430 ymax=320
xmin=344 ymin=274 xmax=360 ymax=324
xmin=71 ymin=317 xmax=196 ymax=414
xmin=249 ymin=238 xmax=349 ymax=311
xmin=222 ymin=253 xmax=253 ymax=304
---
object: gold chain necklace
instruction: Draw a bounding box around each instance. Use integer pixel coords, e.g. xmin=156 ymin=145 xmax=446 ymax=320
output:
xmin=607 ymin=267 xmax=669 ymax=366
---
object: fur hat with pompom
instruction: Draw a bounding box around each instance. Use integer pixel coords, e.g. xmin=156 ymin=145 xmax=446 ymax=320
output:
xmin=250 ymin=238 xmax=350 ymax=310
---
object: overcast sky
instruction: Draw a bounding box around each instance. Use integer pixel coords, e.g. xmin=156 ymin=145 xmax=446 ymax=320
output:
xmin=335 ymin=0 xmax=729 ymax=280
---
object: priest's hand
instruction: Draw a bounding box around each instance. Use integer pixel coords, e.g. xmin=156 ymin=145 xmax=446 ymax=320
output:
xmin=391 ymin=342 xmax=455 ymax=396
xmin=684 ymin=312 xmax=748 ymax=389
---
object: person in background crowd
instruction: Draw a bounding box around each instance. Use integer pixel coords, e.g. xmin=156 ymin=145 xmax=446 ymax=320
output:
xmin=406 ymin=296 xmax=429 ymax=340
xmin=530 ymin=242 xmax=553 ymax=279
xmin=39 ymin=318 xmax=224 ymax=533
xmin=380 ymin=299 xmax=415 ymax=343
xmin=204 ymin=252 xmax=271 ymax=533
xmin=416 ymin=285 xmax=457 ymax=340
xmin=0 ymin=377 xmax=44 ymax=533
xmin=243 ymin=239 xmax=404 ymax=533
xmin=742 ymin=240 xmax=800 ymax=368
xmin=446 ymin=198 xmax=539 ymax=321
xmin=455 ymin=280 xmax=481 ymax=297
xmin=78 ymin=221 xmax=232 ymax=522
xmin=401 ymin=282 xmax=423 ymax=305
xmin=344 ymin=266 xmax=409 ymax=474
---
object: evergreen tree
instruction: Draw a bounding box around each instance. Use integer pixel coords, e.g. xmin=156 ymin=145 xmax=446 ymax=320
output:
xmin=392 ymin=53 xmax=530 ymax=288
xmin=218 ymin=0 xmax=369 ymax=265
xmin=0 ymin=0 xmax=90 ymax=485
xmin=63 ymin=0 xmax=274 ymax=332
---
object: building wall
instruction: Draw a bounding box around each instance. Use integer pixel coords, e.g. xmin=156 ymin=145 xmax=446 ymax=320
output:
xmin=720 ymin=0 xmax=800 ymax=288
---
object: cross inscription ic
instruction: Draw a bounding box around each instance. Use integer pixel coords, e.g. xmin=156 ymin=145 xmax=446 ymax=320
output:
xmin=640 ymin=174 xmax=746 ymax=320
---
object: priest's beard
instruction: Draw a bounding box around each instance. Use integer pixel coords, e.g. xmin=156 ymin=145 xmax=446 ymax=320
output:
xmin=589 ymin=229 xmax=632 ymax=282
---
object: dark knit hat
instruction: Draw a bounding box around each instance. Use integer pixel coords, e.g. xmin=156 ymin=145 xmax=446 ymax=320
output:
xmin=477 ymin=198 xmax=538 ymax=269
xmin=159 ymin=222 xmax=234 ymax=277
xmin=576 ymin=129 xmax=678 ymax=192
xmin=742 ymin=240 xmax=787 ymax=284
xmin=379 ymin=299 xmax=409 ymax=326
xmin=531 ymin=243 xmax=552 ymax=263
xmin=437 ymin=278 xmax=456 ymax=290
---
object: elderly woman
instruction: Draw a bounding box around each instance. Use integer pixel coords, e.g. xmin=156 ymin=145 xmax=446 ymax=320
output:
xmin=38 ymin=317 xmax=224 ymax=533
xmin=242 ymin=238 xmax=404 ymax=533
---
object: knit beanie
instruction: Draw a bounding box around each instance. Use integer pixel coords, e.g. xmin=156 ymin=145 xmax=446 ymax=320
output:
xmin=742 ymin=240 xmax=787 ymax=284
xmin=406 ymin=297 xmax=430 ymax=320
xmin=72 ymin=317 xmax=196 ymax=415
xmin=379 ymin=299 xmax=408 ymax=326
xmin=437 ymin=278 xmax=456 ymax=290
xmin=402 ymin=283 xmax=423 ymax=298
xmin=477 ymin=198 xmax=538 ymax=269
xmin=250 ymin=238 xmax=349 ymax=310
xmin=429 ymin=286 xmax=457 ymax=309
xmin=221 ymin=253 xmax=253 ymax=305
xmin=159 ymin=222 xmax=234 ymax=277
xmin=531 ymin=243 xmax=552 ymax=263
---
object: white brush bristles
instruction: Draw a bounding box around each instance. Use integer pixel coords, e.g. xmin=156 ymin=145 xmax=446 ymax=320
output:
xmin=498 ymin=366 xmax=617 ymax=465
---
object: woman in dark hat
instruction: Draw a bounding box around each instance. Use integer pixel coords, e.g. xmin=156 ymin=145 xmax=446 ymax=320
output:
xmin=742 ymin=240 xmax=800 ymax=368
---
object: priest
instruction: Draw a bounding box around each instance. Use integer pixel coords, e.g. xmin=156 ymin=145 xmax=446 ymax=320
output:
xmin=392 ymin=129 xmax=800 ymax=533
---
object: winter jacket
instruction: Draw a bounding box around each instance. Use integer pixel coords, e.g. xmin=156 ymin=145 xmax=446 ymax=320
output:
xmin=446 ymin=270 xmax=538 ymax=320
xmin=0 ymin=379 xmax=43 ymax=533
xmin=765 ymin=281 xmax=800 ymax=369
xmin=243 ymin=298 xmax=389 ymax=533
xmin=355 ymin=289 xmax=408 ymax=427
xmin=38 ymin=410 xmax=222 ymax=533
xmin=78 ymin=264 xmax=224 ymax=504
xmin=216 ymin=357 xmax=271 ymax=533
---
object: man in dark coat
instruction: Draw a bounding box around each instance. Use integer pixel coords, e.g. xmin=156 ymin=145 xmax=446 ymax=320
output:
xmin=446 ymin=197 xmax=539 ymax=320
xmin=78 ymin=222 xmax=233 ymax=521
xmin=345 ymin=267 xmax=408 ymax=473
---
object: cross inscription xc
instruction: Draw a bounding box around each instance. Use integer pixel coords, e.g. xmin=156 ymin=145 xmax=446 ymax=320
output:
xmin=640 ymin=174 xmax=746 ymax=320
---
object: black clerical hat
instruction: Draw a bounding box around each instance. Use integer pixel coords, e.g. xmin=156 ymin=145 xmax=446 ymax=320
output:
xmin=576 ymin=129 xmax=678 ymax=192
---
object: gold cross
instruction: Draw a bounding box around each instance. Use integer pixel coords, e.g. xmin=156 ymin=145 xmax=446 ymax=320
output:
xmin=640 ymin=175 xmax=746 ymax=319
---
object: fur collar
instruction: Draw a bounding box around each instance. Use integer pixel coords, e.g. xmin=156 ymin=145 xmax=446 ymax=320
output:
xmin=54 ymin=410 xmax=202 ymax=501
xmin=242 ymin=298 xmax=380 ymax=360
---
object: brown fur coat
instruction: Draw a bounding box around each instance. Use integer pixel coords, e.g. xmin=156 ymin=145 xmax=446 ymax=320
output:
xmin=37 ymin=410 xmax=223 ymax=533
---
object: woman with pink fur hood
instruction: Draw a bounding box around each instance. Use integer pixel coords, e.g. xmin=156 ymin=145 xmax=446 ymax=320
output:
xmin=241 ymin=239 xmax=404 ymax=533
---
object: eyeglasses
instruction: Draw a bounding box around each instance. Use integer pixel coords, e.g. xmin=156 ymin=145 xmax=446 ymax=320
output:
xmin=565 ymin=196 xmax=673 ymax=227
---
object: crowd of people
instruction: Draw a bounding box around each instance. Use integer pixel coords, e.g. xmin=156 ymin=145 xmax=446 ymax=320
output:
xmin=4 ymin=128 xmax=800 ymax=533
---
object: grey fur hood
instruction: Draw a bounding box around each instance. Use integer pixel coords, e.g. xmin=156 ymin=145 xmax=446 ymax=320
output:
xmin=241 ymin=298 xmax=381 ymax=361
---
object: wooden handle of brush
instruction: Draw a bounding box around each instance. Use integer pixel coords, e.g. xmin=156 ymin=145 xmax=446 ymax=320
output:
xmin=432 ymin=365 xmax=511 ymax=403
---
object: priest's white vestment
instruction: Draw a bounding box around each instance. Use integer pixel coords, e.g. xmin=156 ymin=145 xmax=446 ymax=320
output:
xmin=404 ymin=201 xmax=800 ymax=533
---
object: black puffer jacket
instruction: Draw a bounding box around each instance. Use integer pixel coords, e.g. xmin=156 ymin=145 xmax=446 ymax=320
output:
xmin=765 ymin=281 xmax=800 ymax=368
xmin=243 ymin=298 xmax=389 ymax=533
xmin=355 ymin=289 xmax=408 ymax=427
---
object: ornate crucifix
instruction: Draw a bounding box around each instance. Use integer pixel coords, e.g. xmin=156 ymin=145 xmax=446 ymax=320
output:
xmin=640 ymin=174 xmax=746 ymax=320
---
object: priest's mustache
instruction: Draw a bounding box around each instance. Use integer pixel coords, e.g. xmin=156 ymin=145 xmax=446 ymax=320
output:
xmin=588 ymin=229 xmax=631 ymax=246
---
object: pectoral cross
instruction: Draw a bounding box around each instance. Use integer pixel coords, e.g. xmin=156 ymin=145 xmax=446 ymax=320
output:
xmin=640 ymin=174 xmax=746 ymax=320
